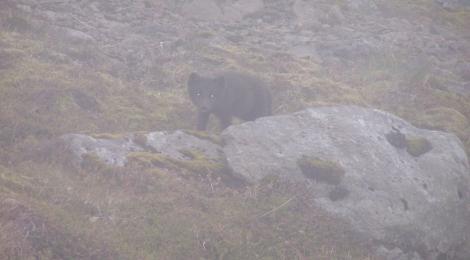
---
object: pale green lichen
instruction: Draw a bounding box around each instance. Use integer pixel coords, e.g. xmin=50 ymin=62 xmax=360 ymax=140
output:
xmin=127 ymin=150 xmax=226 ymax=178
xmin=406 ymin=137 xmax=433 ymax=157
xmin=182 ymin=130 xmax=224 ymax=145
xmin=297 ymin=156 xmax=345 ymax=185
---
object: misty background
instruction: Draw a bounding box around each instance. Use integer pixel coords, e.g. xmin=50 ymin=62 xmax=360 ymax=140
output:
xmin=0 ymin=0 xmax=469 ymax=259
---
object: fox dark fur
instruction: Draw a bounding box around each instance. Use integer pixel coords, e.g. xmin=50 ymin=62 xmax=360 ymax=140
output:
xmin=187 ymin=71 xmax=272 ymax=131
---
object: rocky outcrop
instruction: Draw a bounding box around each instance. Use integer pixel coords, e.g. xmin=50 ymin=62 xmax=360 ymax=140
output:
xmin=5 ymin=0 xmax=469 ymax=94
xmin=222 ymin=106 xmax=470 ymax=259
xmin=58 ymin=130 xmax=223 ymax=169
xmin=56 ymin=106 xmax=470 ymax=259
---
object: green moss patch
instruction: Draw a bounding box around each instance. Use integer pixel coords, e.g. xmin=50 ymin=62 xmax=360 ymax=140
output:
xmin=127 ymin=151 xmax=175 ymax=169
xmin=297 ymin=156 xmax=345 ymax=185
xmin=406 ymin=137 xmax=433 ymax=157
xmin=172 ymin=150 xmax=228 ymax=180
xmin=127 ymin=150 xmax=226 ymax=178
xmin=182 ymin=129 xmax=223 ymax=145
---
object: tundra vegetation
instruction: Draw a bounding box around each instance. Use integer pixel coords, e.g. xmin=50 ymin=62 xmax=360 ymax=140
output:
xmin=0 ymin=0 xmax=469 ymax=259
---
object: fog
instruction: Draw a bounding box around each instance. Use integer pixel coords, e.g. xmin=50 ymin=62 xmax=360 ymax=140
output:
xmin=0 ymin=0 xmax=469 ymax=259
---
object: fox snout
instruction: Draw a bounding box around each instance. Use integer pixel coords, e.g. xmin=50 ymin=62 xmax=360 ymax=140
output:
xmin=198 ymin=100 xmax=212 ymax=112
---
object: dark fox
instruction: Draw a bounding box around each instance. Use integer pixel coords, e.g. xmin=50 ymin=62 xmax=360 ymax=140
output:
xmin=187 ymin=71 xmax=272 ymax=131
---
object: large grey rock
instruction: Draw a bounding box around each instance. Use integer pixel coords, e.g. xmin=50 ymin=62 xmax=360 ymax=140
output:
xmin=182 ymin=0 xmax=263 ymax=23
xmin=345 ymin=0 xmax=379 ymax=12
xmin=222 ymin=106 xmax=470 ymax=259
xmin=182 ymin=0 xmax=223 ymax=21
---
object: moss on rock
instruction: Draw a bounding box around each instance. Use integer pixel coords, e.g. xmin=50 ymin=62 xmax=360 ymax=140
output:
xmin=297 ymin=156 xmax=345 ymax=185
xmin=127 ymin=152 xmax=175 ymax=169
xmin=182 ymin=130 xmax=224 ymax=145
xmin=406 ymin=137 xmax=433 ymax=157
xmin=127 ymin=150 xmax=226 ymax=179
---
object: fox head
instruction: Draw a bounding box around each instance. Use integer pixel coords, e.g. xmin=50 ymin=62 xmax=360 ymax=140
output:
xmin=187 ymin=73 xmax=227 ymax=113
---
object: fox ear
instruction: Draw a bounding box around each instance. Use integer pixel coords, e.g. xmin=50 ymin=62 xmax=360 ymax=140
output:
xmin=214 ymin=75 xmax=226 ymax=89
xmin=188 ymin=72 xmax=200 ymax=85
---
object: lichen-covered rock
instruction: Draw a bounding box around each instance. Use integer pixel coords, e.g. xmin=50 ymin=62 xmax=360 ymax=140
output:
xmin=60 ymin=133 xmax=142 ymax=167
xmin=59 ymin=130 xmax=223 ymax=169
xmin=222 ymin=105 xmax=470 ymax=259
xmin=145 ymin=130 xmax=222 ymax=161
xmin=54 ymin=106 xmax=469 ymax=259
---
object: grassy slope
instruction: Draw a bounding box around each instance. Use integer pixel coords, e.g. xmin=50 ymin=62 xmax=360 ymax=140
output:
xmin=0 ymin=1 xmax=469 ymax=259
xmin=0 ymin=25 xmax=372 ymax=260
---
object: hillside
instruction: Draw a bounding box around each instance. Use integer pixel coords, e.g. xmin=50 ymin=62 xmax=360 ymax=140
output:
xmin=0 ymin=0 xmax=469 ymax=259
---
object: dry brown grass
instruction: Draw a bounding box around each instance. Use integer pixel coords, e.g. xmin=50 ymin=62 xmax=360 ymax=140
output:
xmin=1 ymin=2 xmax=469 ymax=258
